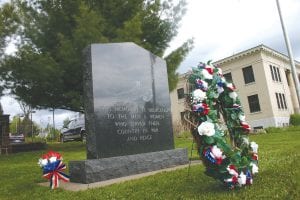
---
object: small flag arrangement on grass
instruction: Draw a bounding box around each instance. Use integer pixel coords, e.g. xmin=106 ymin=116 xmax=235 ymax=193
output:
xmin=38 ymin=151 xmax=70 ymax=189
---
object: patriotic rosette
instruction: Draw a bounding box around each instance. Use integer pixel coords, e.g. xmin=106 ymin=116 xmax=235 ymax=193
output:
xmin=38 ymin=151 xmax=70 ymax=189
xmin=187 ymin=61 xmax=259 ymax=189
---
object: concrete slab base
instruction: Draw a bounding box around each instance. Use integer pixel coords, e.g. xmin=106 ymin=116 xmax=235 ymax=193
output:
xmin=38 ymin=160 xmax=201 ymax=191
xmin=69 ymin=148 xmax=189 ymax=184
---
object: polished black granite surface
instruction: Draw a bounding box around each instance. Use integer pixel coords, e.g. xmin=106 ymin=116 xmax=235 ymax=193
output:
xmin=84 ymin=43 xmax=174 ymax=159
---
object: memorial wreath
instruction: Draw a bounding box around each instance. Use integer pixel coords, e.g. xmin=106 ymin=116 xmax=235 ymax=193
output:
xmin=184 ymin=61 xmax=259 ymax=189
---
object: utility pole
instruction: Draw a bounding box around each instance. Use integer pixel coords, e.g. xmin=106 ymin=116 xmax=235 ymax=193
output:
xmin=276 ymin=0 xmax=300 ymax=113
xmin=52 ymin=109 xmax=55 ymax=132
xmin=49 ymin=108 xmax=55 ymax=140
xmin=30 ymin=110 xmax=36 ymax=142
xmin=17 ymin=114 xmax=24 ymax=135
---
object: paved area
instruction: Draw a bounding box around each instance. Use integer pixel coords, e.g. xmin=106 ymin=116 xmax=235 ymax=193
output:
xmin=38 ymin=160 xmax=201 ymax=191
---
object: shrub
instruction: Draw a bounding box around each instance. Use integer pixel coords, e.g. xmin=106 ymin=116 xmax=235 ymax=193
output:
xmin=25 ymin=136 xmax=46 ymax=143
xmin=46 ymin=129 xmax=61 ymax=142
xmin=290 ymin=114 xmax=300 ymax=126
xmin=265 ymin=127 xmax=284 ymax=134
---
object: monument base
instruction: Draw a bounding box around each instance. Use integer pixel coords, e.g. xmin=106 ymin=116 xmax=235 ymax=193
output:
xmin=69 ymin=148 xmax=188 ymax=184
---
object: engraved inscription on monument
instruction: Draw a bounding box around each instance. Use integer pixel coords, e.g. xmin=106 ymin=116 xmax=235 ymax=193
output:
xmin=103 ymin=106 xmax=168 ymax=142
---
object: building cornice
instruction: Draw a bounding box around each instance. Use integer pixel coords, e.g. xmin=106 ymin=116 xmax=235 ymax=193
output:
xmin=213 ymin=44 xmax=300 ymax=67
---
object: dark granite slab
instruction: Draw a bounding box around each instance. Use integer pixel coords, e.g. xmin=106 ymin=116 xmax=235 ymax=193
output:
xmin=83 ymin=43 xmax=174 ymax=159
xmin=70 ymin=43 xmax=188 ymax=184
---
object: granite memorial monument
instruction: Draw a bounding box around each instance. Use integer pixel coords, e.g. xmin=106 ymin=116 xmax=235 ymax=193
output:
xmin=69 ymin=43 xmax=188 ymax=183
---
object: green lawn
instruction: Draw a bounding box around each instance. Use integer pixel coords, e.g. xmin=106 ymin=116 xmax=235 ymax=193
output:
xmin=0 ymin=129 xmax=299 ymax=200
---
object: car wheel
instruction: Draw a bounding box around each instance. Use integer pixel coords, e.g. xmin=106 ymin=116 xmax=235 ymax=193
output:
xmin=81 ymin=132 xmax=86 ymax=143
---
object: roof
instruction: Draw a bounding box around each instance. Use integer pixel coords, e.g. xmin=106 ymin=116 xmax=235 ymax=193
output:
xmin=213 ymin=44 xmax=300 ymax=66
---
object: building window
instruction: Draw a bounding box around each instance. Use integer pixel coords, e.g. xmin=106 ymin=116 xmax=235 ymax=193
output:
xmin=270 ymin=65 xmax=282 ymax=82
xmin=177 ymin=88 xmax=184 ymax=99
xmin=273 ymin=66 xmax=278 ymax=81
xmin=224 ymin=72 xmax=233 ymax=83
xmin=279 ymin=93 xmax=285 ymax=109
xmin=276 ymin=67 xmax=282 ymax=82
xmin=275 ymin=92 xmax=287 ymax=109
xmin=282 ymin=94 xmax=287 ymax=109
xmin=242 ymin=66 xmax=255 ymax=84
xmin=275 ymin=93 xmax=281 ymax=109
xmin=247 ymin=94 xmax=261 ymax=113
xmin=270 ymin=65 xmax=275 ymax=81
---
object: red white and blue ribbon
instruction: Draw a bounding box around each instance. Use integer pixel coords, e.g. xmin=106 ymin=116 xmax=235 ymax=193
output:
xmin=38 ymin=151 xmax=69 ymax=189
xmin=43 ymin=160 xmax=70 ymax=189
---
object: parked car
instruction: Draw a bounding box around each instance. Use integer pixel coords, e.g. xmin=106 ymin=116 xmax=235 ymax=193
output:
xmin=9 ymin=133 xmax=25 ymax=144
xmin=60 ymin=116 xmax=86 ymax=143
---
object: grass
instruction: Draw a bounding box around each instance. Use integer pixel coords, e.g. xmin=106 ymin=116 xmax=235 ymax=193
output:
xmin=0 ymin=129 xmax=299 ymax=200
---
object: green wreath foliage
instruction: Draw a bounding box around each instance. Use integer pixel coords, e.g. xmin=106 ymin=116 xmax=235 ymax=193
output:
xmin=186 ymin=61 xmax=259 ymax=189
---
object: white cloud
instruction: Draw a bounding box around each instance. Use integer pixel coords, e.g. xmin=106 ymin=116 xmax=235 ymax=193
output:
xmin=0 ymin=95 xmax=21 ymax=117
xmin=0 ymin=96 xmax=77 ymax=129
xmin=170 ymin=0 xmax=300 ymax=73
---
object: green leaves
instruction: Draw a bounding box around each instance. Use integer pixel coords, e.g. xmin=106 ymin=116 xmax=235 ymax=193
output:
xmin=73 ymin=2 xmax=107 ymax=50
xmin=231 ymin=113 xmax=238 ymax=121
xmin=203 ymin=135 xmax=215 ymax=144
xmin=207 ymin=90 xmax=217 ymax=99
xmin=2 ymin=46 xmax=64 ymax=109
xmin=165 ymin=38 xmax=193 ymax=91
xmin=207 ymin=109 xmax=217 ymax=119
xmin=0 ymin=3 xmax=19 ymax=54
xmin=0 ymin=0 xmax=190 ymax=111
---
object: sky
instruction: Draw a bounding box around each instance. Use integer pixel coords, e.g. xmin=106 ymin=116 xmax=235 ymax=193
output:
xmin=169 ymin=0 xmax=300 ymax=73
xmin=1 ymin=0 xmax=300 ymax=129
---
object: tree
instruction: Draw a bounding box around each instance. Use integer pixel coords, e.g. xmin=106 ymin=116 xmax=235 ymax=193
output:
xmin=0 ymin=2 xmax=19 ymax=95
xmin=18 ymin=100 xmax=31 ymax=117
xmin=9 ymin=114 xmax=39 ymax=136
xmin=166 ymin=38 xmax=193 ymax=90
xmin=0 ymin=0 xmax=192 ymax=112
xmin=0 ymin=3 xmax=18 ymax=55
xmin=9 ymin=115 xmax=19 ymax=134
xmin=62 ymin=117 xmax=70 ymax=129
